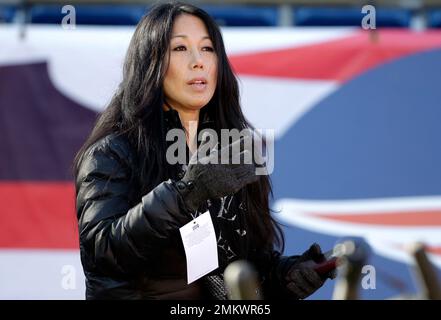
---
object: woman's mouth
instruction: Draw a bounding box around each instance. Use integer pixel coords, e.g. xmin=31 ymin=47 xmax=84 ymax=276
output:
xmin=188 ymin=78 xmax=207 ymax=92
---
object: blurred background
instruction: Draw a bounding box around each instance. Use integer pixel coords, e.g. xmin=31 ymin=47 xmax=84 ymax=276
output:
xmin=1 ymin=0 xmax=441 ymax=300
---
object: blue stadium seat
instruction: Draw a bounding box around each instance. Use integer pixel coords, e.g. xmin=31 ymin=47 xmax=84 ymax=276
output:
xmin=294 ymin=7 xmax=412 ymax=27
xmin=3 ymin=4 xmax=279 ymax=27
xmin=0 ymin=5 xmax=17 ymax=23
xmin=201 ymin=5 xmax=278 ymax=27
xmin=30 ymin=5 xmax=147 ymax=25
xmin=428 ymin=10 xmax=441 ymax=28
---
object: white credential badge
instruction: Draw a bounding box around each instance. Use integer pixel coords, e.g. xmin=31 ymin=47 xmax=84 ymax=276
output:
xmin=179 ymin=211 xmax=219 ymax=284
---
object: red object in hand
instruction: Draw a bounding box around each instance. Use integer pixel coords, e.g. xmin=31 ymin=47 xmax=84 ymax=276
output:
xmin=313 ymin=257 xmax=338 ymax=275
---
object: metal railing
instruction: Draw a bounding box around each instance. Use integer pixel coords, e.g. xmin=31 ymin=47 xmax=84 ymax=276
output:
xmin=223 ymin=239 xmax=441 ymax=300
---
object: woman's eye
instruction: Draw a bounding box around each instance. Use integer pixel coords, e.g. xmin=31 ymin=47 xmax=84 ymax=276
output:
xmin=172 ymin=45 xmax=213 ymax=52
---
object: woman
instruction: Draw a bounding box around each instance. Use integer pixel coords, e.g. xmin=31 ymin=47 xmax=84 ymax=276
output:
xmin=74 ymin=2 xmax=333 ymax=300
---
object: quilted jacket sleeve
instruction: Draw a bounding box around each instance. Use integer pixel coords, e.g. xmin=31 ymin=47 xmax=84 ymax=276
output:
xmin=251 ymin=246 xmax=302 ymax=299
xmin=75 ymin=135 xmax=191 ymax=277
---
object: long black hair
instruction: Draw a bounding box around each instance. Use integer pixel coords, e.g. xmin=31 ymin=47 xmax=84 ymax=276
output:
xmin=73 ymin=2 xmax=284 ymax=252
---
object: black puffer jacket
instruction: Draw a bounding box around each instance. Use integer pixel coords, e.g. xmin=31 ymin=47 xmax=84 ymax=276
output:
xmin=76 ymin=132 xmax=214 ymax=298
xmin=75 ymin=111 xmax=290 ymax=300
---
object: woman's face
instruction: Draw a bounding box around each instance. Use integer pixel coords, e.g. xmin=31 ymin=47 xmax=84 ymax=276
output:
xmin=163 ymin=14 xmax=218 ymax=112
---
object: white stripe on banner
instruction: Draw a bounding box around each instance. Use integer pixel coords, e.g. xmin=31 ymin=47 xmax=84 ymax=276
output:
xmin=0 ymin=250 xmax=85 ymax=300
xmin=239 ymin=76 xmax=338 ymax=138
xmin=274 ymin=196 xmax=441 ymax=267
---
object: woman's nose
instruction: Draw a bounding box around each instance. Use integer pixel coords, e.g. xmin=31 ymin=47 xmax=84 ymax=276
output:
xmin=190 ymin=50 xmax=204 ymax=69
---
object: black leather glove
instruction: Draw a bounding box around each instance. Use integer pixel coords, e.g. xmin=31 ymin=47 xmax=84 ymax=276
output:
xmin=175 ymin=134 xmax=259 ymax=212
xmin=275 ymin=243 xmax=335 ymax=299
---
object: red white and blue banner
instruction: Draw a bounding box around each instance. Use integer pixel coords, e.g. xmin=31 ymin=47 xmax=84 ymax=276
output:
xmin=1 ymin=25 xmax=440 ymax=299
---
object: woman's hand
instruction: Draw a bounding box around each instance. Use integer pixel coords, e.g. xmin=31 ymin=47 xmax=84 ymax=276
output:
xmin=175 ymin=133 xmax=259 ymax=212
xmin=284 ymin=244 xmax=329 ymax=299
xmin=275 ymin=243 xmax=336 ymax=299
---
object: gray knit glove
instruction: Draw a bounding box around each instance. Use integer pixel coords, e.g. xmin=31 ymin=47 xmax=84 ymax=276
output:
xmin=271 ymin=243 xmax=335 ymax=299
xmin=275 ymin=243 xmax=334 ymax=299
xmin=175 ymin=134 xmax=259 ymax=212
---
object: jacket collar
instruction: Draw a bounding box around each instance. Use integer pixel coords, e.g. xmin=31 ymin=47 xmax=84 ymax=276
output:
xmin=163 ymin=107 xmax=214 ymax=133
xmin=163 ymin=108 xmax=182 ymax=131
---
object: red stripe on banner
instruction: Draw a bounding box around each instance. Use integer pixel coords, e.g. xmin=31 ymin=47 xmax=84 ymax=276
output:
xmin=0 ymin=182 xmax=79 ymax=249
xmin=230 ymin=29 xmax=441 ymax=82
xmin=427 ymin=246 xmax=441 ymax=256
xmin=310 ymin=210 xmax=441 ymax=226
